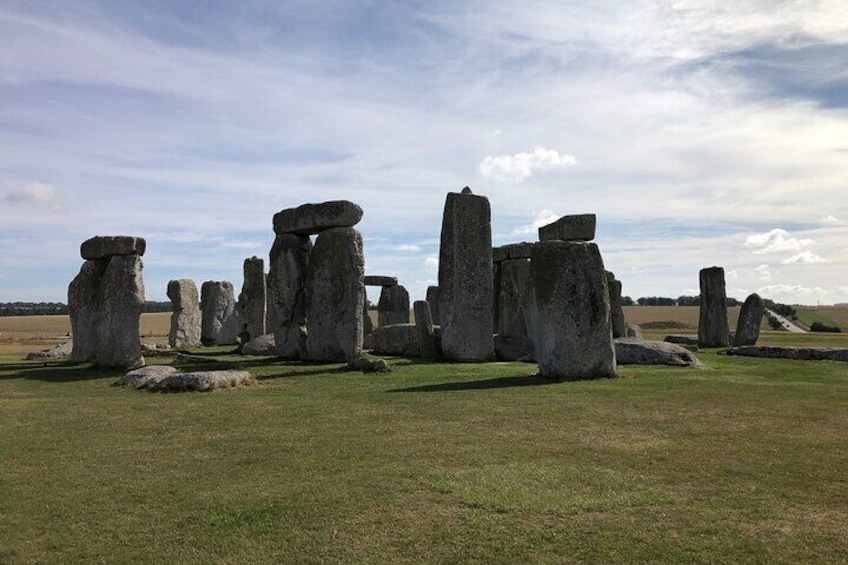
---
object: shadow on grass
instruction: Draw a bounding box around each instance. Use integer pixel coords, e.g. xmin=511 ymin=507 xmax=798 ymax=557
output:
xmin=387 ymin=374 xmax=555 ymax=393
xmin=0 ymin=361 xmax=122 ymax=383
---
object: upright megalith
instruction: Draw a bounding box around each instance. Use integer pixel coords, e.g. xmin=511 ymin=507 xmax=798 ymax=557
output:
xmin=413 ymin=300 xmax=438 ymax=358
xmin=698 ymin=266 xmax=730 ymax=347
xmin=426 ymin=286 xmax=440 ymax=326
xmin=167 ymin=279 xmax=201 ymax=347
xmin=493 ymin=245 xmax=533 ymax=339
xmin=240 ymin=256 xmax=267 ymax=342
xmin=606 ymin=271 xmax=626 ymax=339
xmin=530 ymin=241 xmax=616 ymax=380
xmin=200 ymin=281 xmax=239 ymax=346
xmin=267 ymin=234 xmax=311 ymax=358
xmin=303 ymin=227 xmax=364 ymax=361
xmin=538 ymin=214 xmax=596 ymax=242
xmin=68 ymin=236 xmax=145 ymax=368
xmin=438 ymin=187 xmax=494 ymax=362
xmin=378 ymin=285 xmax=410 ymax=326
xmin=734 ymin=293 xmax=764 ymax=346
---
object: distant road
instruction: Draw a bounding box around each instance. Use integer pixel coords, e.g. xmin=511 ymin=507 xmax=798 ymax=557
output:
xmin=765 ymin=309 xmax=807 ymax=333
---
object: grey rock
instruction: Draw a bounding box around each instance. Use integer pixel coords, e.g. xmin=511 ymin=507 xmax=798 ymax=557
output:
xmin=149 ymin=370 xmax=253 ymax=392
xmin=461 ymin=186 xmax=473 ymax=194
xmin=606 ymin=271 xmax=626 ymax=339
xmin=494 ymin=333 xmax=535 ymax=362
xmin=725 ymin=346 xmax=848 ymax=362
xmin=363 ymin=287 xmax=374 ymax=336
xmin=273 ymin=200 xmax=363 ymax=235
xmin=698 ymin=266 xmax=730 ymax=347
xmin=734 ymin=293 xmax=765 ymax=346
xmin=371 ymin=324 xmax=420 ymax=357
xmin=303 ymin=227 xmax=364 ymax=362
xmin=167 ymin=279 xmax=201 ymax=347
xmin=69 ymin=254 xmax=145 ymax=368
xmin=438 ymin=189 xmax=494 ymax=362
xmin=625 ymin=325 xmax=644 ymax=340
xmin=80 ymin=235 xmax=146 ymax=260
xmin=426 ymin=286 xmax=440 ymax=326
xmin=200 ymin=281 xmax=239 ymax=346
xmin=664 ymin=334 xmax=699 ymax=346
xmin=239 ymin=256 xmax=267 ymax=342
xmin=492 ymin=242 xmax=533 ymax=263
xmin=115 ymin=365 xmax=179 ymax=388
xmin=530 ymin=241 xmax=616 ymax=380
xmin=344 ymin=358 xmax=391 ymax=373
xmin=413 ymin=300 xmax=438 ymax=358
xmin=267 ymin=233 xmax=311 ymax=359
xmin=378 ymin=284 xmax=410 ymax=326
xmin=496 ymin=258 xmax=533 ymax=338
xmin=538 ymin=214 xmax=596 ymax=242
xmin=26 ymin=340 xmax=73 ymax=361
xmin=615 ymin=338 xmax=706 ymax=368
xmin=241 ymin=334 xmax=276 ymax=356
xmin=364 ymin=275 xmax=398 ymax=287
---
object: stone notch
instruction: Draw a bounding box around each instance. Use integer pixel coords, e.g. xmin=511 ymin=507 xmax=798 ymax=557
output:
xmin=81 ymin=236 xmax=146 ymax=260
xmin=492 ymin=242 xmax=533 ymax=263
xmin=364 ymin=275 xmax=398 ymax=287
xmin=733 ymin=293 xmax=764 ymax=346
xmin=538 ymin=214 xmax=596 ymax=242
xmin=273 ymin=200 xmax=363 ymax=235
xmin=698 ymin=266 xmax=730 ymax=347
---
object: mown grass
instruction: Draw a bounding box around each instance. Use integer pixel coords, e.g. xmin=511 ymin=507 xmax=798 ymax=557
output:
xmin=2 ymin=334 xmax=847 ymax=564
xmin=795 ymin=308 xmax=846 ymax=332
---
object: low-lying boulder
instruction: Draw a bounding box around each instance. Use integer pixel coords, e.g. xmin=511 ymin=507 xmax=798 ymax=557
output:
xmin=26 ymin=341 xmax=73 ymax=361
xmin=115 ymin=367 xmax=252 ymax=391
xmin=241 ymin=334 xmax=276 ymax=356
xmin=664 ymin=335 xmax=699 ymax=346
xmin=615 ymin=338 xmax=706 ymax=368
xmin=724 ymin=346 xmax=848 ymax=362
xmin=115 ymin=365 xmax=179 ymax=388
xmin=343 ymin=358 xmax=391 ymax=373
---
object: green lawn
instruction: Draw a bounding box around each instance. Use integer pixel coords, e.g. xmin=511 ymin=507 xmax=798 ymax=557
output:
xmin=1 ymin=338 xmax=847 ymax=564
xmin=795 ymin=309 xmax=845 ymax=332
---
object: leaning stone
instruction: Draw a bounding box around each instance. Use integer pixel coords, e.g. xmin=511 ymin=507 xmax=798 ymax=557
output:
xmin=698 ymin=266 xmax=730 ymax=347
xmin=148 ymin=370 xmax=253 ymax=392
xmin=492 ymin=242 xmax=533 ymax=263
xmin=734 ymin=293 xmax=765 ymax=346
xmin=378 ymin=284 xmax=410 ymax=326
xmin=303 ymin=227 xmax=364 ymax=361
xmin=267 ymin=233 xmax=311 ymax=359
xmin=494 ymin=333 xmax=535 ymax=362
xmin=497 ymin=258 xmax=533 ymax=338
xmin=530 ymin=241 xmax=616 ymax=380
xmin=26 ymin=341 xmax=73 ymax=361
xmin=606 ymin=271 xmax=627 ymax=339
xmin=615 ymin=338 xmax=706 ymax=368
xmin=364 ymin=275 xmax=398 ymax=287
xmin=426 ymin=286 xmax=440 ymax=326
xmin=80 ymin=236 xmax=146 ymax=260
xmin=371 ymin=324 xmax=420 ymax=357
xmin=438 ymin=189 xmax=494 ymax=362
xmin=538 ymin=214 xmax=596 ymax=242
xmin=200 ymin=281 xmax=239 ymax=346
xmin=167 ymin=279 xmax=201 ymax=347
xmin=273 ymin=200 xmax=363 ymax=235
xmin=413 ymin=300 xmax=438 ymax=358
xmin=240 ymin=256 xmax=267 ymax=342
xmin=241 ymin=334 xmax=276 ymax=356
xmin=115 ymin=365 xmax=179 ymax=388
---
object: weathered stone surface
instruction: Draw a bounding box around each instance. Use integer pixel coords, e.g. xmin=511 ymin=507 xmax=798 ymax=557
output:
xmin=626 ymin=325 xmax=644 ymax=340
xmin=167 ymin=279 xmax=201 ymax=347
xmin=273 ymin=200 xmax=363 ymax=235
xmin=734 ymin=293 xmax=765 ymax=346
xmin=303 ymin=227 xmax=364 ymax=361
xmin=80 ymin=235 xmax=146 ymax=260
xmin=371 ymin=324 xmax=420 ymax=357
xmin=494 ymin=333 xmax=535 ymax=362
xmin=200 ymin=281 xmax=239 ymax=346
xmin=378 ymin=284 xmax=410 ymax=326
xmin=497 ymin=258 xmax=533 ymax=338
xmin=606 ymin=271 xmax=626 ymax=339
xmin=492 ymin=242 xmax=533 ymax=263
xmin=698 ymin=266 xmax=730 ymax=347
xmin=724 ymin=346 xmax=848 ymax=362
xmin=26 ymin=341 xmax=73 ymax=361
xmin=414 ymin=300 xmax=438 ymax=358
xmin=239 ymin=256 xmax=267 ymax=342
xmin=344 ymin=358 xmax=391 ymax=373
xmin=267 ymin=233 xmax=311 ymax=359
xmin=363 ymin=288 xmax=374 ymax=336
xmin=615 ymin=338 xmax=706 ymax=368
xmin=69 ymin=254 xmax=145 ymax=368
xmin=241 ymin=334 xmax=276 ymax=356
xmin=115 ymin=365 xmax=179 ymax=388
xmin=531 ymin=241 xmax=616 ymax=380
xmin=538 ymin=214 xmax=596 ymax=242
xmin=664 ymin=334 xmax=699 ymax=346
xmin=149 ymin=370 xmax=253 ymax=392
xmin=438 ymin=189 xmax=494 ymax=362
xmin=364 ymin=275 xmax=397 ymax=287
xmin=426 ymin=286 xmax=440 ymax=326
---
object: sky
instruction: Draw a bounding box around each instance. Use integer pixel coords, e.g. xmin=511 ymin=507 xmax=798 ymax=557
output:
xmin=1 ymin=0 xmax=847 ymax=306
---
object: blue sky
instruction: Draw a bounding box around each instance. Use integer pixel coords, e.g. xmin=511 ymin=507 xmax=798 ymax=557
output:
xmin=2 ymin=0 xmax=847 ymax=305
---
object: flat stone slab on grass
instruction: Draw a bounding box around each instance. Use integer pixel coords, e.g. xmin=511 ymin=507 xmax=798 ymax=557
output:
xmin=273 ymin=200 xmax=363 ymax=235
xmin=724 ymin=346 xmax=848 ymax=362
xmin=115 ymin=365 xmax=179 ymax=388
xmin=116 ymin=367 xmax=252 ymax=391
xmin=537 ymin=214 xmax=596 ymax=242
xmin=615 ymin=338 xmax=706 ymax=368
xmin=241 ymin=334 xmax=276 ymax=356
xmin=26 ymin=341 xmax=73 ymax=360
xmin=664 ymin=335 xmax=699 ymax=346
xmin=81 ymin=236 xmax=146 ymax=260
xmin=364 ymin=275 xmax=398 ymax=287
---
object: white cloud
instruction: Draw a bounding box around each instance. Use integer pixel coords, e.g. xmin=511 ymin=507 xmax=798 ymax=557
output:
xmin=726 ymin=270 xmax=738 ymax=279
xmin=821 ymin=215 xmax=839 ymax=224
xmin=744 ymin=229 xmax=814 ymax=254
xmin=479 ymin=147 xmax=576 ymax=182
xmin=396 ymin=244 xmax=421 ymax=252
xmin=782 ymin=251 xmax=829 ymax=264
xmin=4 ymin=182 xmax=60 ymax=208
xmin=424 ymin=255 xmax=438 ymax=269
xmin=512 ymin=209 xmax=560 ymax=236
xmin=754 ymin=264 xmax=772 ymax=281
xmin=757 ymin=284 xmax=832 ymax=305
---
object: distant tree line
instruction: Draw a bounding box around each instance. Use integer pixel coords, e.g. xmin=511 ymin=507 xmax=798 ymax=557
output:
xmin=0 ymin=301 xmax=172 ymax=316
xmin=634 ymin=296 xmax=741 ymax=307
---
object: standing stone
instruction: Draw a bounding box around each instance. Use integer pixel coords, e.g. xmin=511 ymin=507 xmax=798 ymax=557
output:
xmin=240 ymin=256 xmax=267 ymax=342
xmin=698 ymin=266 xmax=730 ymax=347
xmin=377 ymin=284 xmax=410 ymax=326
xmin=734 ymin=293 xmax=764 ymax=346
xmin=530 ymin=241 xmax=616 ymax=380
xmin=69 ymin=251 xmax=145 ymax=369
xmin=303 ymin=227 xmax=364 ymax=361
xmin=497 ymin=258 xmax=533 ymax=338
xmin=267 ymin=233 xmax=312 ymax=358
xmin=492 ymin=261 xmax=502 ymax=333
xmin=413 ymin=300 xmax=438 ymax=358
xmin=426 ymin=286 xmax=440 ymax=326
xmin=438 ymin=188 xmax=494 ymax=362
xmin=167 ymin=279 xmax=201 ymax=347
xmin=200 ymin=281 xmax=239 ymax=346
xmin=606 ymin=271 xmax=627 ymax=339
xmin=362 ymin=288 xmax=374 ymax=335
xmin=538 ymin=214 xmax=596 ymax=242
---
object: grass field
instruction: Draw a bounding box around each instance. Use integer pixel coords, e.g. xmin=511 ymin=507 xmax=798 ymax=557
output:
xmin=795 ymin=307 xmax=848 ymax=332
xmin=1 ymin=318 xmax=847 ymax=563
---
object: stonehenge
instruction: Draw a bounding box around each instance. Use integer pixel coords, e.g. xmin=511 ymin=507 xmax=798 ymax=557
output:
xmin=606 ymin=271 xmax=627 ymax=339
xmin=377 ymin=284 xmax=410 ymax=326
xmin=538 ymin=213 xmax=596 ymax=242
xmin=167 ymin=279 xmax=201 ymax=347
xmin=425 ymin=286 xmax=440 ymax=326
xmin=239 ymin=256 xmax=267 ymax=342
xmin=267 ymin=233 xmax=311 ymax=358
xmin=734 ymin=293 xmax=765 ymax=346
xmin=698 ymin=266 xmax=730 ymax=347
xmin=201 ymin=281 xmax=240 ymax=346
xmin=68 ymin=236 xmax=146 ymax=368
xmin=413 ymin=300 xmax=438 ymax=358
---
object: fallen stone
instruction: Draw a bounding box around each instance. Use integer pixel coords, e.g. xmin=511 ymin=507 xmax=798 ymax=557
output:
xmin=80 ymin=236 xmax=146 ymax=260
xmin=724 ymin=346 xmax=848 ymax=362
xmin=492 ymin=242 xmax=533 ymax=263
xmin=241 ymin=334 xmax=276 ymax=356
xmin=538 ymin=214 xmax=596 ymax=242
xmin=698 ymin=266 xmax=730 ymax=347
xmin=167 ymin=279 xmax=201 ymax=347
xmin=664 ymin=334 xmax=699 ymax=346
xmin=378 ymin=284 xmax=410 ymax=326
xmin=494 ymin=333 xmax=535 ymax=362
xmin=141 ymin=343 xmax=173 ymax=353
xmin=26 ymin=341 xmax=73 ymax=361
xmin=615 ymin=338 xmax=706 ymax=368
xmin=364 ymin=275 xmax=398 ymax=287
xmin=149 ymin=370 xmax=253 ymax=392
xmin=413 ymin=300 xmax=438 ymax=358
xmin=734 ymin=293 xmax=765 ymax=346
xmin=267 ymin=233 xmax=311 ymax=359
xmin=344 ymin=358 xmax=391 ymax=373
xmin=371 ymin=324 xmax=420 ymax=357
xmin=115 ymin=365 xmax=179 ymax=388
xmin=273 ymin=200 xmax=363 ymax=235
